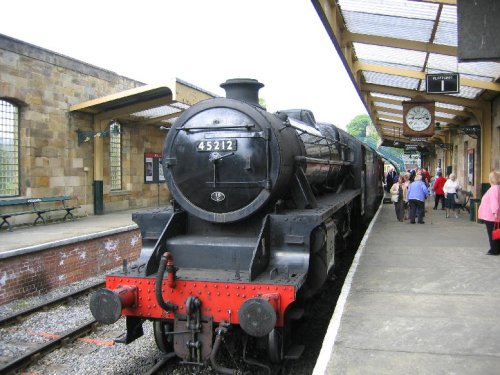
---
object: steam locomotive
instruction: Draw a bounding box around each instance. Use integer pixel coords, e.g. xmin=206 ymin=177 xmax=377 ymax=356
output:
xmin=90 ymin=79 xmax=383 ymax=371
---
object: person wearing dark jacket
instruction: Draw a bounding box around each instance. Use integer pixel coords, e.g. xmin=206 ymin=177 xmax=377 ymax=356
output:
xmin=385 ymin=167 xmax=397 ymax=192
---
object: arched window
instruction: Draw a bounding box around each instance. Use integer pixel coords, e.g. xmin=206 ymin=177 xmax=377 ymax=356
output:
xmin=109 ymin=121 xmax=122 ymax=190
xmin=0 ymin=99 xmax=19 ymax=197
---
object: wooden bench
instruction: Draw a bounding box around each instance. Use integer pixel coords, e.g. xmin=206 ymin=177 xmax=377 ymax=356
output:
xmin=0 ymin=196 xmax=80 ymax=231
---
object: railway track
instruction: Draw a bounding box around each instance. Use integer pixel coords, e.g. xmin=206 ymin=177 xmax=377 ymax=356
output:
xmin=0 ymin=280 xmax=104 ymax=326
xmin=0 ymin=319 xmax=98 ymax=374
xmin=0 ymin=280 xmax=104 ymax=374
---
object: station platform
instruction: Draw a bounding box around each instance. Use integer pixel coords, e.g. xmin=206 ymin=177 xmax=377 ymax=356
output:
xmin=314 ymin=199 xmax=500 ymax=375
xmin=0 ymin=208 xmax=139 ymax=258
xmin=0 ymin=208 xmax=144 ymax=306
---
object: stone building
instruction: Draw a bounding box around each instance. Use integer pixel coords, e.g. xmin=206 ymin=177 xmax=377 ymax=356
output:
xmin=0 ymin=33 xmax=212 ymax=225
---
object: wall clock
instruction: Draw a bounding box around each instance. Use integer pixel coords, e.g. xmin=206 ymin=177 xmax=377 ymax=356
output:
xmin=402 ymin=97 xmax=435 ymax=137
xmin=406 ymin=105 xmax=432 ymax=131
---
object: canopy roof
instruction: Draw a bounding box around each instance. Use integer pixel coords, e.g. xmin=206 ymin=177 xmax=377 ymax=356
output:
xmin=312 ymin=0 xmax=500 ymax=145
xmin=70 ymin=79 xmax=214 ymax=127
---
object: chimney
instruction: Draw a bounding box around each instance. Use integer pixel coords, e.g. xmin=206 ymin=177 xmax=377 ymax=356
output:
xmin=220 ymin=78 xmax=264 ymax=106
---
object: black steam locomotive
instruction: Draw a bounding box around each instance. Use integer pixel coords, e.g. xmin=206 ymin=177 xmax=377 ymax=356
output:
xmin=90 ymin=79 xmax=383 ymax=371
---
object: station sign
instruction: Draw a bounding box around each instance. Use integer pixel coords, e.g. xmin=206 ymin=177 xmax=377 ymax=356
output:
xmin=404 ymin=144 xmax=419 ymax=152
xmin=402 ymin=154 xmax=421 ymax=167
xmin=408 ymin=137 xmax=428 ymax=142
xmin=426 ymin=73 xmax=460 ymax=94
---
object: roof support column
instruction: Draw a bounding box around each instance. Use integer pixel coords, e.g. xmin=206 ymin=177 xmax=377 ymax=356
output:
xmin=471 ymin=103 xmax=492 ymax=195
xmin=445 ymin=131 xmax=452 ymax=174
xmin=93 ymin=119 xmax=106 ymax=215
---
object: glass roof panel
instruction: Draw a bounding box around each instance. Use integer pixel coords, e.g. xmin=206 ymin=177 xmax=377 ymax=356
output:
xmin=354 ymin=43 xmax=427 ymax=67
xmin=374 ymin=102 xmax=401 ymax=111
xmin=434 ymin=20 xmax=457 ymax=46
xmin=379 ymin=116 xmax=402 ymax=122
xmin=371 ymin=92 xmax=410 ymax=101
xmin=343 ymin=11 xmax=434 ymax=42
xmin=440 ymin=5 xmax=457 ymax=24
xmin=338 ymin=0 xmax=438 ymax=19
xmin=459 ymin=61 xmax=500 ymax=78
xmin=428 ymin=54 xmax=500 ymax=79
xmin=131 ymin=105 xmax=182 ymax=119
xmin=435 ymin=5 xmax=457 ymax=46
xmin=379 ymin=111 xmax=402 ymax=118
xmin=359 ymin=58 xmax=423 ymax=72
xmin=449 ymin=86 xmax=483 ymax=99
xmin=435 ymin=111 xmax=455 ymax=119
xmin=379 ymin=117 xmax=400 ymax=123
xmin=363 ymin=71 xmax=420 ymax=90
xmin=436 ymin=102 xmax=464 ymax=111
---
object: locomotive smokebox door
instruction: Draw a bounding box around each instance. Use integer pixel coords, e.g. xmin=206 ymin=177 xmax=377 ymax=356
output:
xmin=162 ymin=79 xmax=302 ymax=223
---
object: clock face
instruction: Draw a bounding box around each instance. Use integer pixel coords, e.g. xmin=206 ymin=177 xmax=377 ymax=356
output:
xmin=406 ymin=105 xmax=432 ymax=131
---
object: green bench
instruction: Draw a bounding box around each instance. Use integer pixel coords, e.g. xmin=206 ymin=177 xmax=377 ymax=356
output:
xmin=0 ymin=196 xmax=80 ymax=231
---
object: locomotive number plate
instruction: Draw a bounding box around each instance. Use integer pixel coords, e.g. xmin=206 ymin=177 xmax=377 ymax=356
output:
xmin=196 ymin=139 xmax=237 ymax=152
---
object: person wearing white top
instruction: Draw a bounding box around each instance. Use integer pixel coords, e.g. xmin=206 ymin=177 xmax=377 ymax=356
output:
xmin=443 ymin=173 xmax=461 ymax=218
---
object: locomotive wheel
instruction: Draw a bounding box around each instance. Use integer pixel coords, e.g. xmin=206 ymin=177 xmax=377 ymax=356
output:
xmin=153 ymin=320 xmax=174 ymax=353
xmin=267 ymin=328 xmax=283 ymax=364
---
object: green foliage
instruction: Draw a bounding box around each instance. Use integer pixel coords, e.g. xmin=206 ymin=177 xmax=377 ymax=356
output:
xmin=347 ymin=114 xmax=404 ymax=172
xmin=346 ymin=114 xmax=379 ymax=142
xmin=346 ymin=114 xmax=369 ymax=137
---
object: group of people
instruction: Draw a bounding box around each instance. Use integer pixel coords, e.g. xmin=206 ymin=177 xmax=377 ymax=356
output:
xmin=388 ymin=169 xmax=428 ymax=224
xmin=387 ymin=166 xmax=451 ymax=224
xmin=385 ymin=167 xmax=500 ymax=256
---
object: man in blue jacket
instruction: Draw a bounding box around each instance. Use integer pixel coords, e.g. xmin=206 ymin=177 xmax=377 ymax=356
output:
xmin=407 ymin=174 xmax=429 ymax=224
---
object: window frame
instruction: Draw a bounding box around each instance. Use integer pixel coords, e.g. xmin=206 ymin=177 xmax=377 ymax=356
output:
xmin=109 ymin=121 xmax=122 ymax=191
xmin=0 ymin=99 xmax=20 ymax=197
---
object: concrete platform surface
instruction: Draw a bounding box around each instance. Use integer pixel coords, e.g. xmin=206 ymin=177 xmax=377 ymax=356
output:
xmin=0 ymin=208 xmax=141 ymax=256
xmin=314 ymin=200 xmax=500 ymax=375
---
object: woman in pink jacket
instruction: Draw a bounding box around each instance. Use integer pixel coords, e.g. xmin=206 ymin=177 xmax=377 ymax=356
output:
xmin=478 ymin=171 xmax=500 ymax=255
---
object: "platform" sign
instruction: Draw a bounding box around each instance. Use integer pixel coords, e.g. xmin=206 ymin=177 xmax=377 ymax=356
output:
xmin=426 ymin=73 xmax=460 ymax=94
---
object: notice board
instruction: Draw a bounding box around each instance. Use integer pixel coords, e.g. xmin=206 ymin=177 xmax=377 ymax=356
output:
xmin=144 ymin=153 xmax=165 ymax=184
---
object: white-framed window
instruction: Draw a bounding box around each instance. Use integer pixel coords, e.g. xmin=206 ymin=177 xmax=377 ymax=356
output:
xmin=109 ymin=121 xmax=122 ymax=190
xmin=0 ymin=99 xmax=19 ymax=197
